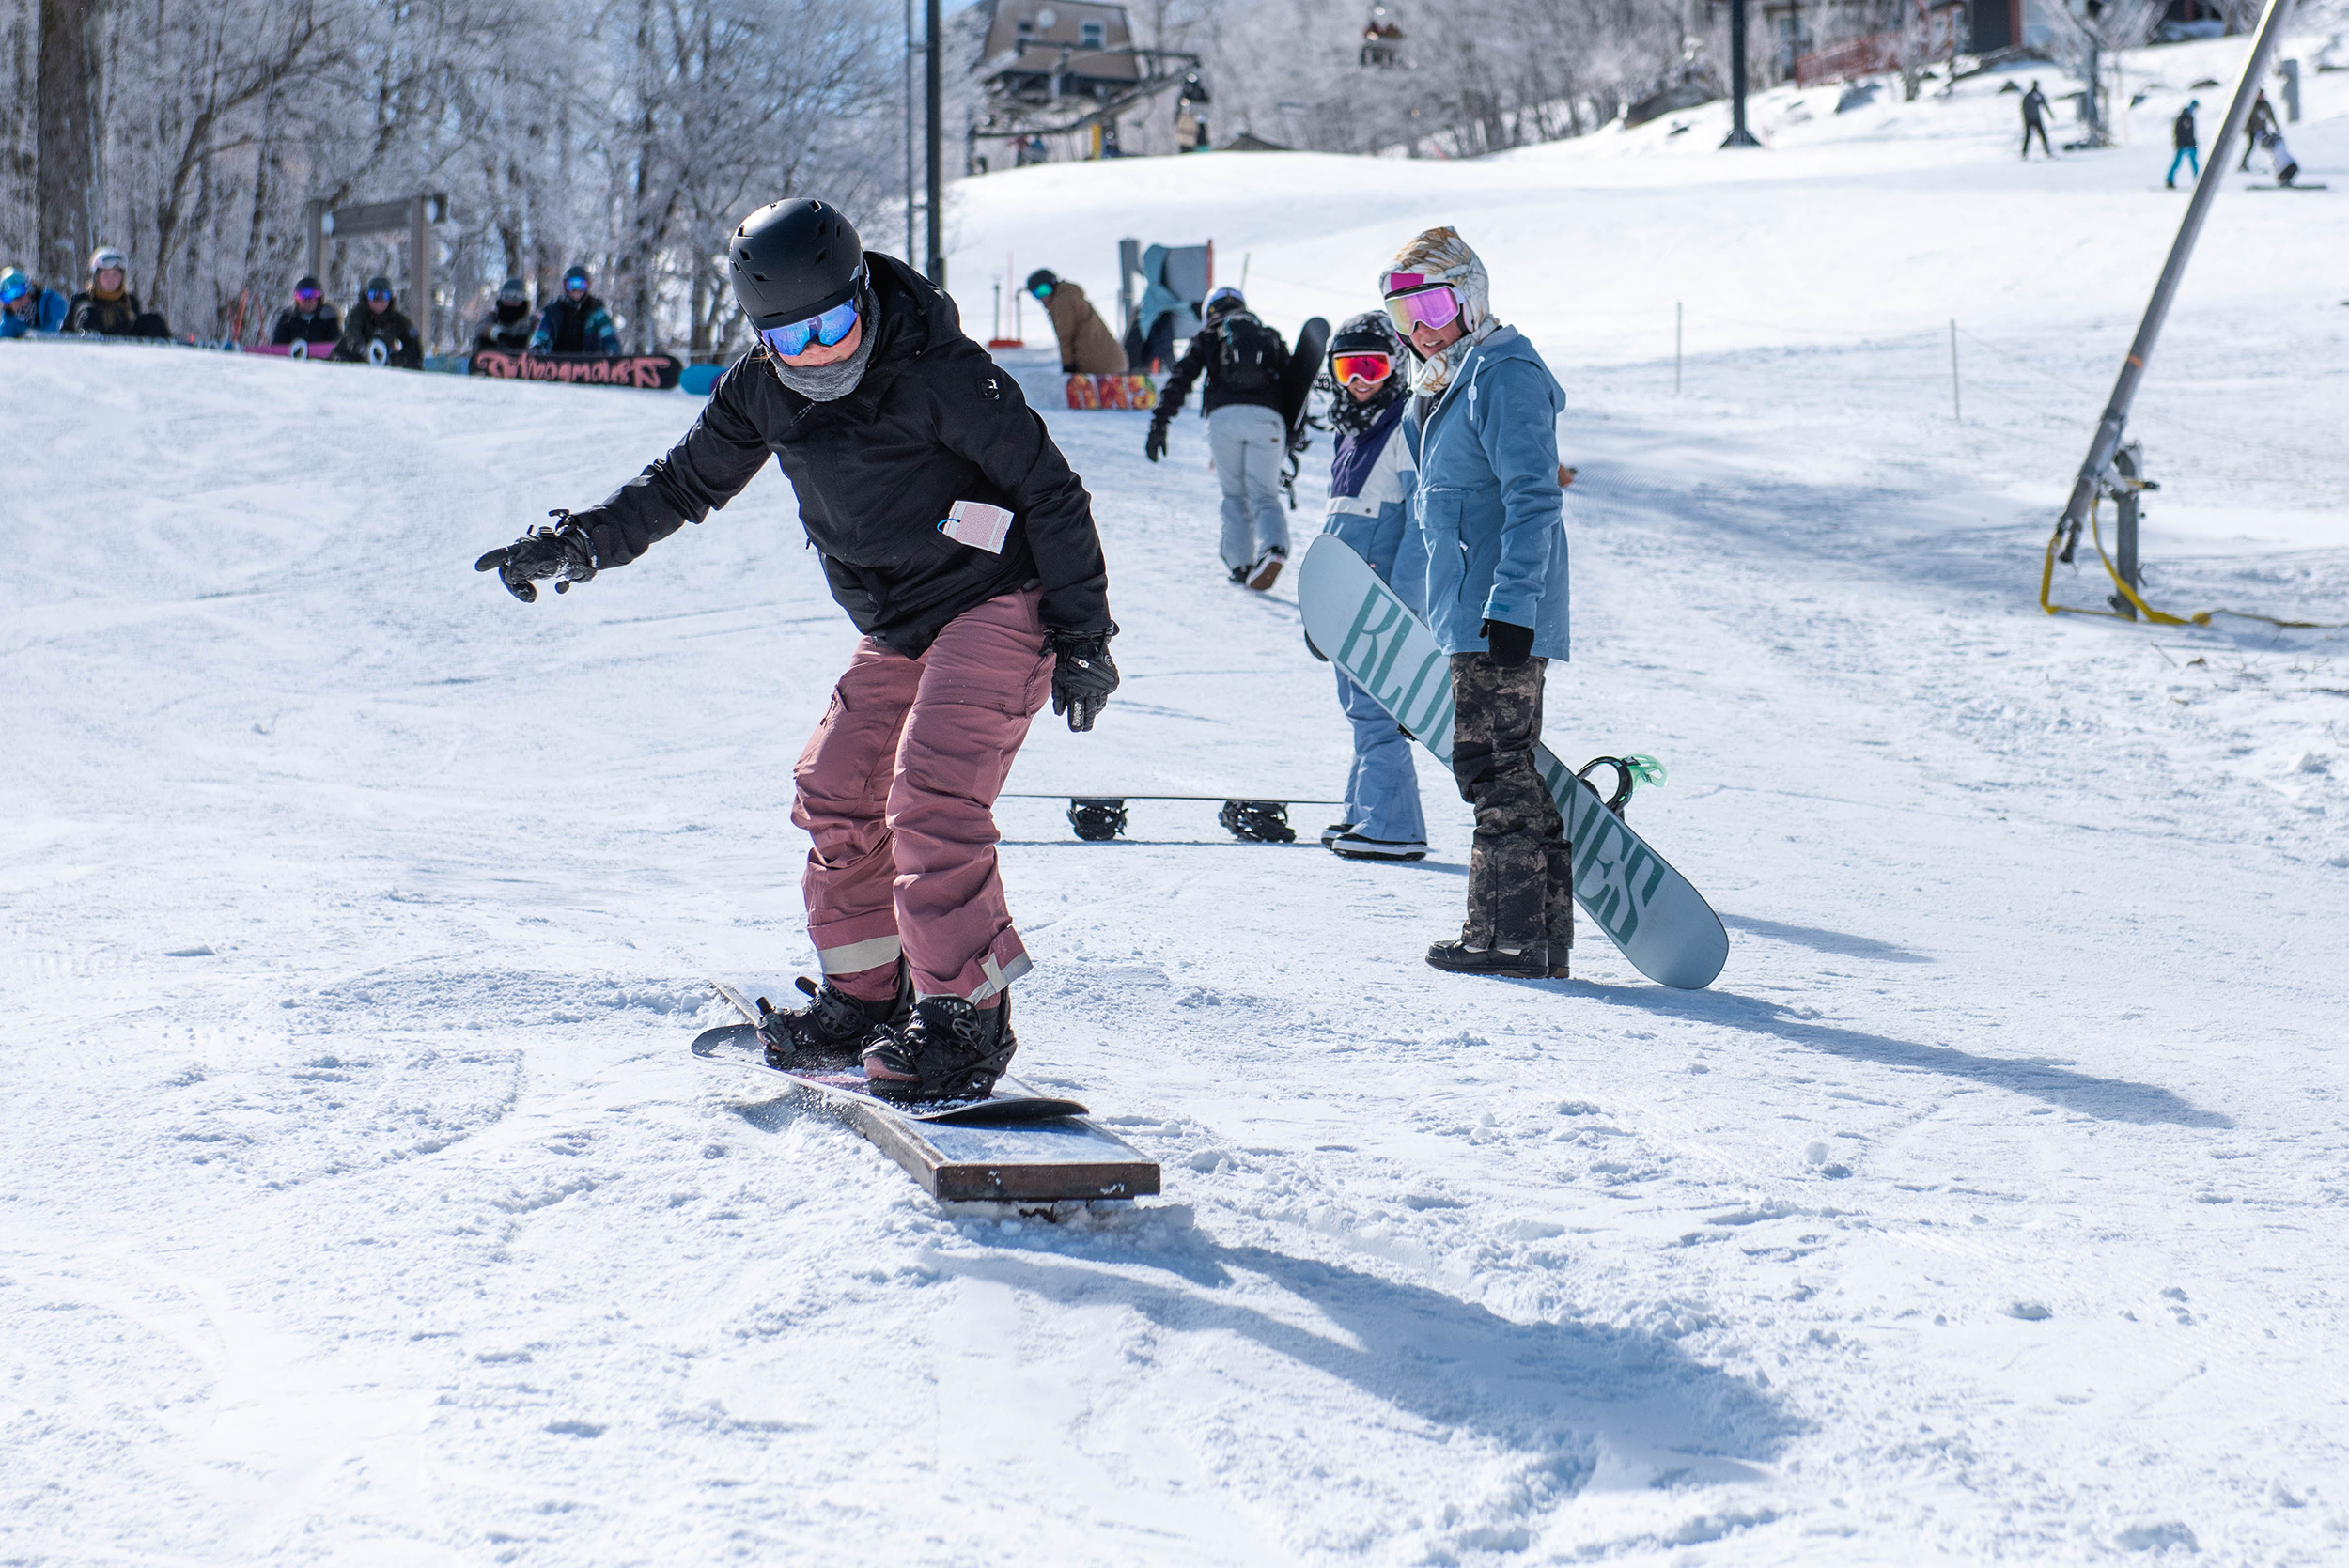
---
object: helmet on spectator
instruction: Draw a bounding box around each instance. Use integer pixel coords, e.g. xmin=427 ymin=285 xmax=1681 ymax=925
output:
xmin=498 ymin=277 xmax=528 ymax=303
xmin=563 ymin=265 xmax=590 ymax=295
xmin=1204 ymin=286 xmax=1246 ymax=320
xmin=1024 ymin=269 xmax=1058 ymax=300
xmin=89 ymin=246 xmax=128 ymax=276
xmin=0 ymin=268 xmax=26 ymax=304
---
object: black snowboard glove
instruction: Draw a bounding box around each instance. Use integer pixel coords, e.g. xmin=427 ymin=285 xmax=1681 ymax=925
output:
xmin=1143 ymin=420 xmax=1168 ymax=463
xmin=1047 ymin=624 xmax=1120 ymax=733
xmin=1481 ymin=618 xmax=1535 ymax=669
xmin=474 ymin=510 xmax=597 ymax=602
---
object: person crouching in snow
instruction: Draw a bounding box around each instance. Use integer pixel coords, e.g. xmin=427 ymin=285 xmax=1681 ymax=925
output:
xmin=1315 ymin=311 xmax=1429 ymax=862
xmin=474 ymin=198 xmax=1119 ymax=1100
xmin=1381 ymin=228 xmax=1572 ymax=980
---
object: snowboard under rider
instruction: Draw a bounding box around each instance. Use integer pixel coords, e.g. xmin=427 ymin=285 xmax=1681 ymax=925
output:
xmin=334 ymin=276 xmax=423 ymax=368
xmin=1146 ymin=286 xmax=1294 ymax=591
xmin=473 ymin=198 xmax=1119 ymax=1102
xmin=530 ymin=266 xmax=621 ymax=356
xmin=1383 ymin=227 xmax=1573 ymax=980
xmin=475 ymin=278 xmax=537 ymax=351
xmin=1025 ymin=269 xmax=1126 ymax=375
xmin=270 ymin=275 xmax=342 ymax=350
xmin=1314 ymin=311 xmax=1429 ymax=862
xmin=2020 ymin=82 xmax=2052 ymax=161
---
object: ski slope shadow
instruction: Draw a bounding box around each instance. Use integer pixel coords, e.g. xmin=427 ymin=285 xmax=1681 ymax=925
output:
xmin=1718 ymin=912 xmax=1934 ymax=964
xmin=934 ymin=1229 xmax=1794 ymax=1496
xmin=1594 ymin=984 xmax=2233 ymax=1129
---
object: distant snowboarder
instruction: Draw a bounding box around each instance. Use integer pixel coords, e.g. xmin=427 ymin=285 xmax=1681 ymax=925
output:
xmin=2240 ymin=88 xmax=2277 ymax=171
xmin=334 ymin=276 xmax=422 ymax=368
xmin=65 ymin=248 xmax=169 ymax=338
xmin=1024 ymin=269 xmax=1126 ymax=374
xmin=529 ymin=266 xmax=620 ymax=355
xmin=1146 ymin=286 xmax=1293 ymax=590
xmin=0 ymin=267 xmax=68 ymax=336
xmin=269 ymin=276 xmax=342 ymax=349
xmin=473 ymin=198 xmax=1118 ymax=1102
xmin=474 ymin=278 xmax=537 ymax=351
xmin=2259 ymin=127 xmax=2302 ymax=187
xmin=2168 ymin=101 xmax=2201 ymax=189
xmin=1381 ymin=228 xmax=1571 ymax=979
xmin=2021 ymin=81 xmax=2053 ymax=160
xmin=1315 ymin=311 xmax=1427 ymax=862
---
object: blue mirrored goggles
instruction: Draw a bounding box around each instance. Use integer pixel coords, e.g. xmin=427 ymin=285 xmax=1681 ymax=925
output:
xmin=366 ymin=289 xmax=391 ymax=303
xmin=759 ymin=297 xmax=861 ymax=358
xmin=0 ymin=277 xmax=27 ymax=304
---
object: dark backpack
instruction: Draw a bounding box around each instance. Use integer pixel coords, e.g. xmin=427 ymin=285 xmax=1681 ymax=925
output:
xmin=1214 ymin=312 xmax=1287 ymax=394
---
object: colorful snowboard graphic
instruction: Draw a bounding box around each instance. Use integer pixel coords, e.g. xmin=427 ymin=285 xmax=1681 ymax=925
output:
xmin=1297 ymin=533 xmax=1729 ymax=989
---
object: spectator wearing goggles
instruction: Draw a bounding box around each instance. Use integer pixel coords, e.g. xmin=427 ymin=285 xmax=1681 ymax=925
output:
xmin=529 ymin=265 xmax=620 ymax=356
xmin=1314 ymin=309 xmax=1428 ymax=863
xmin=0 ymin=267 xmax=69 ymax=337
xmin=270 ymin=274 xmax=343 ymax=349
xmin=1379 ymin=226 xmax=1573 ymax=980
xmin=334 ymin=275 xmax=421 ymax=368
xmin=475 ymin=278 xmax=537 ymax=351
xmin=1023 ymin=268 xmax=1125 ymax=375
xmin=67 ymin=247 xmax=169 ymax=338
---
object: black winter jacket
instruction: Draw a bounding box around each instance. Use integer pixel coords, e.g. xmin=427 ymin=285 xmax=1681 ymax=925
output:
xmin=335 ymin=302 xmax=423 ymax=368
xmin=272 ymin=305 xmax=343 ymax=347
xmin=2174 ymin=108 xmax=2198 ymax=150
xmin=576 ymin=252 xmax=1111 ymax=657
xmin=1155 ymin=311 xmax=1285 ymax=421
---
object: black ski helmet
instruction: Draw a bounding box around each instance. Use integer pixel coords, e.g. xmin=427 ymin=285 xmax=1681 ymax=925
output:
xmin=498 ymin=276 xmax=528 ymax=303
xmin=1328 ymin=310 xmax=1399 ymax=360
xmin=1204 ymin=286 xmax=1246 ymax=320
xmin=729 ymin=199 xmax=863 ymax=329
xmin=1024 ymin=268 xmax=1058 ymax=299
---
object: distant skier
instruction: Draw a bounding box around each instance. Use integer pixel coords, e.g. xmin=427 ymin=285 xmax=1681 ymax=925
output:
xmin=1146 ymin=286 xmax=1293 ymax=590
xmin=2167 ymin=101 xmax=2201 ymax=189
xmin=2240 ymin=88 xmax=2276 ymax=170
xmin=1381 ymin=227 xmax=1571 ymax=979
xmin=2020 ymin=81 xmax=2053 ymax=160
xmin=1315 ymin=311 xmax=1427 ymax=862
xmin=268 ymin=276 xmax=342 ymax=349
xmin=334 ymin=276 xmax=422 ymax=368
xmin=0 ymin=267 xmax=68 ymax=336
xmin=1025 ymin=269 xmax=1126 ymax=374
xmin=529 ymin=266 xmax=620 ymax=355
xmin=474 ymin=278 xmax=537 ymax=351
xmin=473 ymin=198 xmax=1117 ymax=1102
xmin=65 ymin=248 xmax=169 ymax=338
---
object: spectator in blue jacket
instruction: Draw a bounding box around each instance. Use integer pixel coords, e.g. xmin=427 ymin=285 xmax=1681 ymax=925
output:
xmin=1382 ymin=226 xmax=1571 ymax=980
xmin=1315 ymin=311 xmax=1428 ymax=862
xmin=530 ymin=265 xmax=620 ymax=355
xmin=1 ymin=267 xmax=69 ymax=335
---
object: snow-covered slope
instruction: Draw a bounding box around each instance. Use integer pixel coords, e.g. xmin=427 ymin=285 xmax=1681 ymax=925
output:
xmin=6 ymin=28 xmax=2348 ymax=1567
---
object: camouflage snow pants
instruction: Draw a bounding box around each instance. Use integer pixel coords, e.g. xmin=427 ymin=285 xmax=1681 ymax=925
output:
xmin=1449 ymin=654 xmax=1573 ymax=960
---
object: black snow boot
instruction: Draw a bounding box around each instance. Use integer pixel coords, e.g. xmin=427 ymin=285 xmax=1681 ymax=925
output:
xmin=1424 ymin=939 xmax=1550 ymax=979
xmin=757 ymin=973 xmax=911 ymax=1067
xmin=861 ymin=992 xmax=1019 ymax=1103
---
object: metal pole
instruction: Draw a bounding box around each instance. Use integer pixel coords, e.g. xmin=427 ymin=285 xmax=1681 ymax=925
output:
xmin=925 ymin=0 xmax=944 ymax=286
xmin=2052 ymin=0 xmax=2295 ymax=553
xmin=1950 ymin=318 xmax=1960 ymax=422
xmin=903 ymin=0 xmax=915 ymax=262
xmin=411 ymin=194 xmax=431 ymax=356
xmin=1674 ymin=302 xmax=1682 ymax=396
xmin=305 ymin=200 xmax=325 ymax=285
xmin=1722 ymin=0 xmax=1762 ymax=148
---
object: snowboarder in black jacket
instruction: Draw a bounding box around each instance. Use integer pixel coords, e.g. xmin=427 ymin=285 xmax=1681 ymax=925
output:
xmin=269 ymin=275 xmax=342 ymax=349
xmin=529 ymin=266 xmax=620 ymax=355
xmin=474 ymin=277 xmax=536 ymax=351
xmin=473 ymin=198 xmax=1117 ymax=1103
xmin=2020 ymin=81 xmax=2053 ymax=160
xmin=2168 ymin=101 xmax=2201 ymax=188
xmin=334 ymin=276 xmax=423 ymax=367
xmin=66 ymin=247 xmax=169 ymax=338
xmin=1146 ymin=287 xmax=1295 ymax=589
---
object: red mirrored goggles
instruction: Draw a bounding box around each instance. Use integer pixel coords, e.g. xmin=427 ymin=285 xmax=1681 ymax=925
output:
xmin=1383 ymin=284 xmax=1461 ymax=335
xmin=1330 ymin=352 xmax=1393 ymax=385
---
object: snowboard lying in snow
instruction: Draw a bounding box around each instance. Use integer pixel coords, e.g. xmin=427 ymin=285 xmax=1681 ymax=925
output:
xmin=1297 ymin=534 xmax=1730 ymax=989
xmin=692 ymin=980 xmax=1160 ymax=1202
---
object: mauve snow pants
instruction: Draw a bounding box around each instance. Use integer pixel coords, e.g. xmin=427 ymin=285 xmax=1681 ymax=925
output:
xmin=791 ymin=588 xmax=1053 ymax=1004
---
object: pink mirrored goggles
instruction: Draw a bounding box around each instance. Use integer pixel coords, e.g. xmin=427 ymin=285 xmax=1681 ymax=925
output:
xmin=1381 ymin=273 xmax=1462 ymax=334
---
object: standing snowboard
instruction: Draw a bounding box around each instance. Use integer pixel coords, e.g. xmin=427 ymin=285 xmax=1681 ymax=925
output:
xmin=1297 ymin=534 xmax=1729 ymax=989
xmin=1277 ymin=316 xmax=1330 ymax=509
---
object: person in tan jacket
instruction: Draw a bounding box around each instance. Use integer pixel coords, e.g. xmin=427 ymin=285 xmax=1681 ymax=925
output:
xmin=1026 ymin=269 xmax=1127 ymax=373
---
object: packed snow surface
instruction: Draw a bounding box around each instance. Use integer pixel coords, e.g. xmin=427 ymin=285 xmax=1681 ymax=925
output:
xmin=8 ymin=31 xmax=2349 ymax=1567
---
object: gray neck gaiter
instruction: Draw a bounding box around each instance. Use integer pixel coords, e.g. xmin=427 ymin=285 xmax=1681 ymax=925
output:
xmin=769 ymin=287 xmax=879 ymax=402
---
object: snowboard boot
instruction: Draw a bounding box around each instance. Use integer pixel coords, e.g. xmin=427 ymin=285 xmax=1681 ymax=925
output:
xmin=862 ymin=992 xmax=1019 ymax=1103
xmin=1227 ymin=563 xmax=1251 ymax=586
xmin=1424 ymin=939 xmax=1550 ymax=979
xmin=1320 ymin=821 xmax=1357 ymax=847
xmin=1246 ymin=546 xmax=1287 ymax=592
xmin=757 ymin=972 xmax=910 ymax=1067
xmin=1330 ymin=831 xmax=1428 ymax=862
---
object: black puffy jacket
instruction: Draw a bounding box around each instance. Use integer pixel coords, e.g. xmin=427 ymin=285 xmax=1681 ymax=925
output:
xmin=577 ymin=252 xmax=1111 ymax=657
xmin=271 ymin=305 xmax=343 ymax=347
xmin=1155 ymin=310 xmax=1286 ymax=421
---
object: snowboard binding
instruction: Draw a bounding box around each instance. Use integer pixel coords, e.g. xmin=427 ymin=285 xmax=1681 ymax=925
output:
xmin=1219 ymin=800 xmax=1298 ymax=843
xmin=755 ymin=974 xmax=909 ymax=1066
xmin=1067 ymin=798 xmax=1129 ymax=841
xmin=1576 ymin=755 xmax=1666 ymax=819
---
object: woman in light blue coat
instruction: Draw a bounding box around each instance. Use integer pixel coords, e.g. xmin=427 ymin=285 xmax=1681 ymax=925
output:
xmin=1383 ymin=227 xmax=1573 ymax=980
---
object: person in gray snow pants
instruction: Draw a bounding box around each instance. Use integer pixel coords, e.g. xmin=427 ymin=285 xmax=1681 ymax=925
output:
xmin=1208 ymin=403 xmax=1290 ymax=579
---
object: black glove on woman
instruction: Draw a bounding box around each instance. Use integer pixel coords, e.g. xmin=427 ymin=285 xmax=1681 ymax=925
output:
xmin=1480 ymin=618 xmax=1535 ymax=669
xmin=474 ymin=510 xmax=598 ymax=602
xmin=1143 ymin=421 xmax=1168 ymax=463
xmin=1048 ymin=625 xmax=1120 ymax=732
